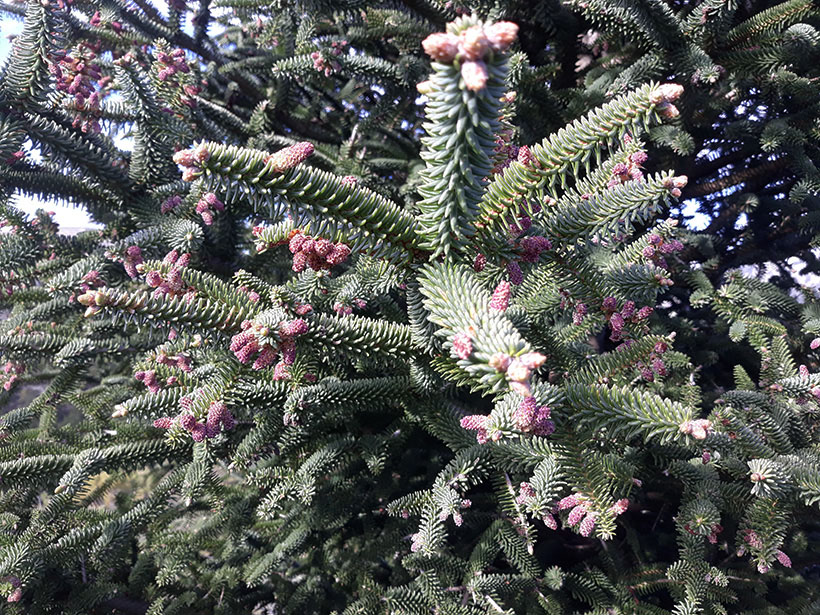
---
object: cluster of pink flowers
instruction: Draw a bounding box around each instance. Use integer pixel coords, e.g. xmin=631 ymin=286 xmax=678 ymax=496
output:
xmin=50 ymin=42 xmax=103 ymax=133
xmin=607 ymin=151 xmax=647 ymax=188
xmin=515 ymin=482 xmax=536 ymax=506
xmin=263 ymin=142 xmax=315 ymax=173
xmin=1 ymin=575 xmax=21 ymax=602
xmin=553 ymin=494 xmax=629 ymax=537
xmin=491 ymin=126 xmax=519 ymax=173
xmin=154 ymin=399 xmax=236 ymax=442
xmin=774 ymin=550 xmax=792 ymax=568
xmin=473 ymin=218 xmax=552 ymax=286
xmin=144 ymin=250 xmax=195 ymax=301
xmin=161 ymin=195 xmax=182 ymax=214
xmin=740 ymin=528 xmax=763 ymax=551
xmin=437 ymin=498 xmax=472 ymax=526
xmin=79 ymin=269 xmax=103 ymax=293
xmin=89 ymin=11 xmax=122 ymax=33
xmin=155 ymin=48 xmax=190 ymax=82
xmin=498 ymin=351 xmax=546 ymax=396
xmin=811 ymin=338 xmax=820 ymax=350
xmin=333 ymin=298 xmax=366 ymax=315
xmin=459 ymin=414 xmax=494 ymax=444
xmin=679 ymin=418 xmax=712 ymax=440
xmin=287 ymin=230 xmax=352 ymax=273
xmin=642 ymin=233 xmax=685 ymax=269
xmin=108 ymin=245 xmax=143 ymax=279
xmin=507 ymin=260 xmax=523 ymax=285
xmin=649 ymin=83 xmax=685 ymax=118
xmin=230 ymin=316 xmax=308 ymax=378
xmin=310 ymin=40 xmax=346 ymax=75
xmin=683 ymin=520 xmax=723 ymax=544
xmin=155 ymin=348 xmax=193 ymax=373
xmin=173 ymin=143 xmax=211 ymax=182
xmin=492 ymin=132 xmax=537 ymax=174
xmin=451 ymin=328 xmax=474 ymax=360
xmin=459 ymin=352 xmax=548 ymax=443
xmin=737 ymin=526 xmax=790 ymax=573
xmin=195 ymin=192 xmax=224 ymax=225
xmin=572 ymin=302 xmax=588 ymax=325
xmin=517 ymin=235 xmax=551 ymax=263
xmin=238 ymin=285 xmax=261 ymax=303
xmin=473 ymin=233 xmax=550 ymax=287
xmin=636 ymin=340 xmax=669 ymax=382
xmin=514 ymin=396 xmax=554 ymax=435
xmin=489 ymin=281 xmax=511 ymax=311
xmin=1 ymin=361 xmax=24 ymax=392
xmin=293 ymin=301 xmax=314 ymax=316
xmin=601 ymin=296 xmax=653 ymax=342
xmin=135 ymin=369 xmax=175 ymax=394
xmin=422 ymin=21 xmax=518 ymax=91
xmin=662 ymin=175 xmax=688 ymax=198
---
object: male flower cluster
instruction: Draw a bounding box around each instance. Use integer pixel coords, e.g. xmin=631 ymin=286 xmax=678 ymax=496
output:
xmin=607 ymin=151 xmax=647 ymax=188
xmin=679 ymin=418 xmax=713 ymax=440
xmin=649 ymin=83 xmax=685 ymax=118
xmin=1 ymin=361 xmax=24 ymax=392
xmin=173 ymin=143 xmax=211 ymax=182
xmin=230 ymin=316 xmax=309 ymax=377
xmin=642 ymin=233 xmax=685 ymax=269
xmin=161 ymin=195 xmax=182 ymax=214
xmin=195 ymin=192 xmax=224 ymax=226
xmin=144 ymin=250 xmax=195 ymax=301
xmin=333 ymin=298 xmax=366 ymax=315
xmin=601 ymin=296 xmax=653 ymax=342
xmin=263 ymin=142 xmax=315 ymax=173
xmin=736 ymin=530 xmax=791 ymax=573
xmin=635 ymin=339 xmax=670 ymax=382
xmin=134 ymin=370 xmax=164 ymax=394
xmin=155 ymin=348 xmax=193 ymax=373
xmin=310 ymin=40 xmax=346 ymax=75
xmin=458 ymin=413 xmax=494 ymax=444
xmin=489 ymin=281 xmax=511 ymax=311
xmin=153 ymin=399 xmax=236 ymax=442
xmin=287 ymin=230 xmax=351 ymax=273
xmin=134 ymin=347 xmax=192 ymax=394
xmin=555 ymin=494 xmax=629 ymax=537
xmin=78 ymin=269 xmax=104 ymax=294
xmin=89 ymin=10 xmax=123 ymax=33
xmin=450 ymin=327 xmax=545 ymax=396
xmin=517 ymin=235 xmax=552 ymax=263
xmin=422 ymin=20 xmax=518 ymax=91
xmin=459 ymin=352 xmax=548 ymax=443
xmin=155 ymin=48 xmax=190 ymax=83
xmin=102 ymin=245 xmax=143 ymax=279
xmin=514 ymin=396 xmax=554 ymax=436
xmin=683 ymin=520 xmax=723 ymax=544
xmin=49 ymin=42 xmax=103 ymax=133
xmin=473 ymin=210 xmax=551 ymax=286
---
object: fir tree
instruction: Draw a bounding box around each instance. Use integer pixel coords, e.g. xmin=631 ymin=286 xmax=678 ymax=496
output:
xmin=0 ymin=1 xmax=819 ymax=614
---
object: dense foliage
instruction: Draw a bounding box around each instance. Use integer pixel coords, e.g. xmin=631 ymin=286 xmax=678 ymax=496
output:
xmin=1 ymin=0 xmax=819 ymax=613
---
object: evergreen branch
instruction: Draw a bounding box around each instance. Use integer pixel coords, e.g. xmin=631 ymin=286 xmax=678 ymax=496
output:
xmin=190 ymin=141 xmax=421 ymax=251
xmin=476 ymin=83 xmax=683 ymax=236
xmin=564 ymin=383 xmax=695 ymax=442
